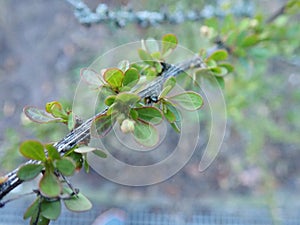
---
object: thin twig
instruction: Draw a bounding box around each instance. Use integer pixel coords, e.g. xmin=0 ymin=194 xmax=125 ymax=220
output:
xmin=0 ymin=56 xmax=205 ymax=201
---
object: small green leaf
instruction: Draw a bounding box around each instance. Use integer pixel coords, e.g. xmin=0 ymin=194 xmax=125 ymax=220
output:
xmin=24 ymin=197 xmax=40 ymax=219
xmin=123 ymin=68 xmax=140 ymax=88
xmin=170 ymin=121 xmax=181 ymax=133
xmin=135 ymin=107 xmax=163 ymax=125
xmin=91 ymin=113 xmax=115 ymax=138
xmin=133 ymin=120 xmax=159 ymax=147
xmin=115 ymin=92 xmax=140 ymax=105
xmin=138 ymin=48 xmax=154 ymax=65
xmin=45 ymin=101 xmax=66 ymax=119
xmin=161 ymin=34 xmax=178 ymax=56
xmin=39 ymin=172 xmax=61 ymax=198
xmin=103 ymin=68 xmax=124 ymax=90
xmin=63 ymin=188 xmax=92 ymax=212
xmin=67 ymin=112 xmax=75 ymax=131
xmin=218 ymin=63 xmax=234 ymax=73
xmin=23 ymin=106 xmax=61 ymax=124
xmin=159 ymin=85 xmax=173 ymax=99
xmin=20 ymin=140 xmax=46 ymax=161
xmin=30 ymin=215 xmax=50 ymax=225
xmin=17 ymin=164 xmax=43 ymax=181
xmin=129 ymin=108 xmax=139 ymax=120
xmin=169 ymin=91 xmax=203 ymax=111
xmin=215 ymin=76 xmax=225 ymax=89
xmin=92 ymin=150 xmax=108 ymax=158
xmin=210 ymin=66 xmax=228 ymax=77
xmin=41 ymin=200 xmax=61 ymax=220
xmin=163 ymin=77 xmax=176 ymax=90
xmin=105 ymin=95 xmax=116 ymax=106
xmin=80 ymin=68 xmax=104 ymax=89
xmin=117 ymin=60 xmax=130 ymax=72
xmin=241 ymin=34 xmax=259 ymax=47
xmin=45 ymin=144 xmax=60 ymax=160
xmin=207 ymin=49 xmax=228 ymax=61
xmin=55 ymin=158 xmax=76 ymax=176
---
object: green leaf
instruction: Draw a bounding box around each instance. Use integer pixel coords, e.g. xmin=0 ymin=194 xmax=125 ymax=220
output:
xmin=80 ymin=68 xmax=104 ymax=89
xmin=20 ymin=140 xmax=46 ymax=161
xmin=163 ymin=77 xmax=176 ymax=90
xmin=161 ymin=34 xmax=178 ymax=56
xmin=215 ymin=76 xmax=225 ymax=89
xmin=207 ymin=49 xmax=228 ymax=61
xmin=67 ymin=112 xmax=76 ymax=131
xmin=17 ymin=164 xmax=43 ymax=181
xmin=55 ymin=158 xmax=76 ymax=176
xmin=91 ymin=113 xmax=115 ymax=138
xmin=135 ymin=107 xmax=163 ymax=125
xmin=133 ymin=120 xmax=159 ymax=147
xmin=218 ymin=63 xmax=234 ymax=73
xmin=169 ymin=91 xmax=203 ymax=111
xmin=210 ymin=66 xmax=228 ymax=77
xmin=123 ymin=68 xmax=140 ymax=88
xmin=39 ymin=172 xmax=61 ymax=198
xmin=92 ymin=150 xmax=108 ymax=158
xmin=63 ymin=188 xmax=92 ymax=212
xmin=115 ymin=92 xmax=140 ymax=105
xmin=45 ymin=144 xmax=60 ymax=160
xmin=24 ymin=198 xmax=40 ymax=219
xmin=129 ymin=108 xmax=139 ymax=120
xmin=241 ymin=34 xmax=259 ymax=47
xmin=41 ymin=200 xmax=61 ymax=220
xmin=30 ymin=215 xmax=50 ymax=225
xmin=159 ymin=85 xmax=173 ymax=99
xmin=45 ymin=101 xmax=66 ymax=119
xmin=103 ymin=68 xmax=124 ymax=90
xmin=138 ymin=48 xmax=154 ymax=65
xmin=105 ymin=95 xmax=116 ymax=106
xmin=23 ymin=106 xmax=61 ymax=124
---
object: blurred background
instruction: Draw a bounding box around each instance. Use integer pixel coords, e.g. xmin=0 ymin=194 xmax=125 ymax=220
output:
xmin=0 ymin=0 xmax=300 ymax=224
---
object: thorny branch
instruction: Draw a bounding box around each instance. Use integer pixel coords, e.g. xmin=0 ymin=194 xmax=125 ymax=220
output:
xmin=65 ymin=0 xmax=254 ymax=27
xmin=0 ymin=56 xmax=206 ymax=202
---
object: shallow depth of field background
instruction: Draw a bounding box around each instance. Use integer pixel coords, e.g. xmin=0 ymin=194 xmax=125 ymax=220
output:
xmin=0 ymin=0 xmax=300 ymax=224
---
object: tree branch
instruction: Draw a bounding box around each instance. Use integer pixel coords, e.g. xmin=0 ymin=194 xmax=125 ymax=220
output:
xmin=65 ymin=0 xmax=254 ymax=27
xmin=0 ymin=56 xmax=205 ymax=202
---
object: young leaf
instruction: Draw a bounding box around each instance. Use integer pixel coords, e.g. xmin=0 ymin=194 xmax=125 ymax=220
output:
xmin=20 ymin=140 xmax=46 ymax=161
xmin=169 ymin=91 xmax=203 ymax=111
xmin=75 ymin=146 xmax=96 ymax=153
xmin=105 ymin=95 xmax=116 ymax=106
xmin=115 ymin=92 xmax=140 ymax=105
xmin=91 ymin=113 xmax=115 ymax=138
xmin=63 ymin=188 xmax=92 ymax=212
xmin=145 ymin=38 xmax=160 ymax=53
xmin=218 ymin=63 xmax=234 ymax=73
xmin=103 ymin=68 xmax=124 ymax=90
xmin=45 ymin=101 xmax=66 ymax=119
xmin=41 ymin=200 xmax=61 ymax=220
xmin=55 ymin=158 xmax=76 ymax=176
xmin=138 ymin=48 xmax=154 ymax=65
xmin=135 ymin=107 xmax=163 ymax=125
xmin=241 ymin=34 xmax=259 ymax=47
xmin=24 ymin=198 xmax=40 ymax=219
xmin=207 ymin=49 xmax=228 ymax=61
xmin=123 ymin=68 xmax=140 ymax=88
xmin=39 ymin=172 xmax=61 ymax=198
xmin=45 ymin=144 xmax=60 ymax=160
xmin=17 ymin=164 xmax=43 ymax=181
xmin=161 ymin=34 xmax=178 ymax=56
xmin=23 ymin=106 xmax=61 ymax=124
xmin=133 ymin=120 xmax=159 ymax=147
xmin=80 ymin=68 xmax=104 ymax=89
xmin=67 ymin=112 xmax=76 ymax=131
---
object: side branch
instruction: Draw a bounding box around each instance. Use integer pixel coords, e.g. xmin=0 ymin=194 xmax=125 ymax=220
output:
xmin=0 ymin=56 xmax=205 ymax=201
